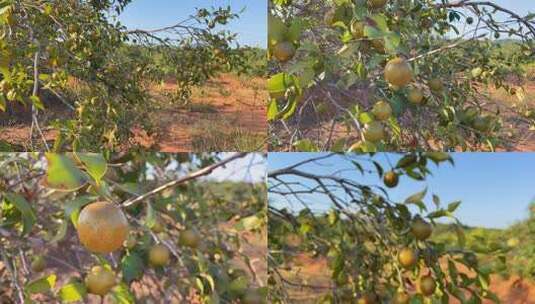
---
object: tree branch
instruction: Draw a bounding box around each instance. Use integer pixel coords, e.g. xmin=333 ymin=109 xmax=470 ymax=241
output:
xmin=121 ymin=153 xmax=248 ymax=208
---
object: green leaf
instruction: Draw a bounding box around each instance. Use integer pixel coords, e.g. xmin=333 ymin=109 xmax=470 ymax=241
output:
xmin=424 ymin=152 xmax=451 ymax=164
xmin=74 ymin=153 xmax=107 ymax=184
xmin=58 ymin=280 xmax=87 ymax=302
xmin=267 ymin=99 xmax=279 ymax=121
xmin=121 ymin=252 xmax=144 ymax=283
xmin=404 ymin=187 xmax=427 ymax=205
xmin=293 ymin=139 xmax=319 ymax=152
xmin=236 ymin=214 xmax=263 ymax=231
xmin=145 ymin=203 xmax=156 ymax=229
xmin=30 ymin=95 xmax=45 ymax=111
xmin=111 ymin=283 xmax=135 ymax=304
xmin=447 ymin=201 xmax=462 ymax=213
xmin=63 ymin=196 xmax=96 ymax=227
xmin=25 ymin=274 xmax=56 ymax=294
xmin=455 ymin=224 xmax=466 ymax=247
xmin=44 ymin=154 xmax=87 ymax=191
xmin=50 ymin=219 xmax=68 ymax=243
xmin=3 ymin=193 xmax=36 ymax=236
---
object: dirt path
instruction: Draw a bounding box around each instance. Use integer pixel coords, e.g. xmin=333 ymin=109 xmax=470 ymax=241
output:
xmin=151 ymin=73 xmax=267 ymax=152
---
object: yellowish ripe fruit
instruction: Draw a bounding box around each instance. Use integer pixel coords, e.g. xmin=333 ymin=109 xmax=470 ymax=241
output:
xmin=429 ymin=78 xmax=444 ymax=92
xmin=419 ymin=275 xmax=436 ymax=296
xmin=383 ymin=171 xmax=399 ymax=188
xmin=371 ymin=39 xmax=386 ymax=53
xmin=85 ymin=266 xmax=116 ymax=296
xmin=407 ymin=88 xmax=424 ymax=105
xmin=179 ymin=229 xmax=201 ymax=248
xmin=77 ymin=201 xmax=129 ymax=254
xmin=272 ymin=42 xmax=296 ymax=63
xmin=411 ymin=218 xmax=432 ymax=240
xmin=398 ymin=248 xmax=418 ymax=269
xmin=368 ymin=0 xmax=388 ymax=9
xmin=149 ymin=244 xmax=171 ymax=266
xmin=384 ymin=58 xmax=412 ymax=87
xmin=371 ymin=100 xmax=392 ymax=121
xmin=124 ymin=234 xmax=137 ymax=249
xmin=393 ymin=291 xmax=411 ymax=304
xmin=31 ymin=256 xmax=46 ymax=273
xmin=151 ymin=221 xmax=165 ymax=233
xmin=351 ymin=20 xmax=365 ymax=39
xmin=363 ymin=121 xmax=386 ymax=142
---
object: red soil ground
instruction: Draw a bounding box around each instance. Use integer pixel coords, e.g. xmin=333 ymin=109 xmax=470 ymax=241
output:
xmin=0 ymin=73 xmax=267 ymax=151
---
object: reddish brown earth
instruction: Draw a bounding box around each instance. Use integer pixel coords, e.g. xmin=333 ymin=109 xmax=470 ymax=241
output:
xmin=277 ymin=253 xmax=535 ymax=303
xmin=151 ymin=73 xmax=267 ymax=152
xmin=0 ymin=73 xmax=267 ymax=151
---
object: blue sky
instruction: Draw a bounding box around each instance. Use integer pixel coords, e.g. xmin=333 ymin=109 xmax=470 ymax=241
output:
xmin=118 ymin=0 xmax=267 ymax=47
xmin=268 ymin=153 xmax=535 ymax=229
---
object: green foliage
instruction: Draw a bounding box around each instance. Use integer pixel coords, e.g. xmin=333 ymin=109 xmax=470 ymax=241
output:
xmin=268 ymin=153 xmax=498 ymax=303
xmin=268 ymin=0 xmax=535 ymax=151
xmin=0 ymin=1 xmax=249 ymax=151
xmin=0 ymin=153 xmax=266 ymax=303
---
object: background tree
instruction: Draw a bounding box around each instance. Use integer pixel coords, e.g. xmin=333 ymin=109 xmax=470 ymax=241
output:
xmin=268 ymin=153 xmax=500 ymax=303
xmin=267 ymin=0 xmax=535 ymax=152
xmin=0 ymin=152 xmax=267 ymax=303
xmin=0 ymin=0 xmax=249 ymax=151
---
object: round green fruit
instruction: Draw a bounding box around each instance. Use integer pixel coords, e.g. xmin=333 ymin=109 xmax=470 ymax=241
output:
xmin=179 ymin=229 xmax=201 ymax=248
xmin=419 ymin=275 xmax=437 ymax=296
xmin=371 ymin=100 xmax=392 ymax=121
xmin=149 ymin=244 xmax=170 ymax=266
xmin=85 ymin=266 xmax=116 ymax=296
xmin=363 ymin=121 xmax=386 ymax=142
xmin=383 ymin=171 xmax=399 ymax=188
xmin=398 ymin=248 xmax=418 ymax=269
xmin=407 ymin=88 xmax=424 ymax=105
xmin=411 ymin=218 xmax=432 ymax=240
xmin=272 ymin=42 xmax=296 ymax=62
xmin=385 ymin=58 xmax=412 ymax=87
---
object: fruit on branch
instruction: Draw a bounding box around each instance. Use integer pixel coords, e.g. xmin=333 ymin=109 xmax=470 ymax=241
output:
xmin=77 ymin=201 xmax=129 ymax=254
xmin=383 ymin=171 xmax=399 ymax=188
xmin=428 ymin=78 xmax=444 ymax=93
xmin=472 ymin=115 xmax=493 ymax=133
xmin=363 ymin=121 xmax=386 ymax=142
xmin=85 ymin=266 xmax=116 ymax=296
xmin=407 ymin=88 xmax=424 ymax=105
xmin=272 ymin=41 xmax=296 ymax=62
xmin=179 ymin=229 xmax=201 ymax=248
xmin=384 ymin=58 xmax=412 ymax=87
xmin=371 ymin=100 xmax=392 ymax=121
xmin=398 ymin=247 xmax=418 ymax=269
xmin=371 ymin=39 xmax=386 ymax=54
xmin=419 ymin=275 xmax=437 ymax=296
xmin=411 ymin=217 xmax=432 ymax=241
xmin=124 ymin=234 xmax=137 ymax=249
xmin=351 ymin=20 xmax=365 ymax=39
xmin=358 ymin=292 xmax=379 ymax=304
xmin=149 ymin=244 xmax=171 ymax=267
xmin=393 ymin=291 xmax=411 ymax=304
xmin=31 ymin=256 xmax=46 ymax=273
xmin=151 ymin=221 xmax=165 ymax=233
xmin=368 ymin=0 xmax=388 ymax=9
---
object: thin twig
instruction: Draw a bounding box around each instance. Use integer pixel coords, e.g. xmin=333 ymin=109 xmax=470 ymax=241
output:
xmin=121 ymin=153 xmax=247 ymax=207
